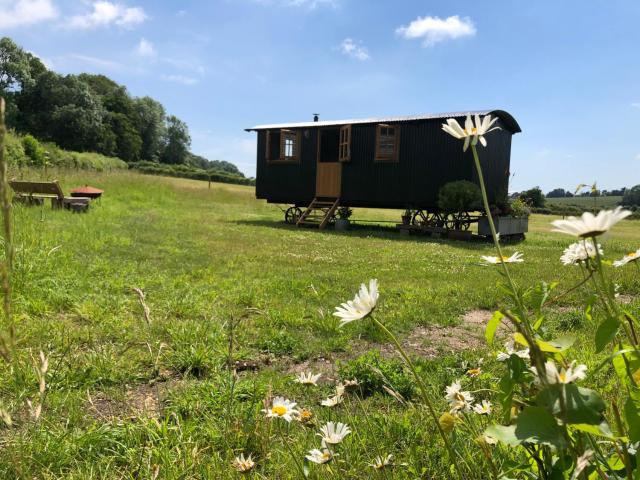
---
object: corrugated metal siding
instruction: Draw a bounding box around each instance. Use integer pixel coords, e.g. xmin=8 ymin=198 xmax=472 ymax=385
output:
xmin=256 ymin=116 xmax=516 ymax=209
xmin=255 ymin=129 xmax=316 ymax=205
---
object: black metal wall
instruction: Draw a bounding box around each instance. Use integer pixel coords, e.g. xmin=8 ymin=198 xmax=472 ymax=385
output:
xmin=255 ymin=116 xmax=514 ymax=209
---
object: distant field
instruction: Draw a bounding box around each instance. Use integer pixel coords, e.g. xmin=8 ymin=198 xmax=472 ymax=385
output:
xmin=1 ymin=171 xmax=638 ymax=478
xmin=546 ymin=195 xmax=622 ymax=207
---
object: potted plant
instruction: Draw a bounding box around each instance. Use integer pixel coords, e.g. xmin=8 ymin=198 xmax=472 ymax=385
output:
xmin=401 ymin=208 xmax=412 ymax=225
xmin=335 ymin=206 xmax=353 ymax=231
xmin=478 ymin=197 xmax=530 ymax=240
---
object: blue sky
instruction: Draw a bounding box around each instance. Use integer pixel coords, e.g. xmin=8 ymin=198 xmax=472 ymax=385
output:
xmin=2 ymin=0 xmax=640 ymax=191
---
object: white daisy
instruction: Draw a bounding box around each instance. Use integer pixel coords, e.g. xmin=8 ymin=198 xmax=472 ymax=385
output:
xmin=531 ymin=360 xmax=587 ymax=385
xmin=481 ymin=252 xmax=523 ymax=265
xmin=305 ymin=448 xmax=334 ymax=464
xmin=613 ymin=248 xmax=640 ymax=267
xmin=441 ymin=114 xmax=501 ymax=151
xmin=445 ymin=381 xmax=474 ymax=412
xmin=473 ymin=400 xmax=492 ymax=415
xmin=294 ymin=371 xmax=321 ymax=386
xmin=320 ymin=394 xmax=343 ymax=408
xmin=369 ymin=454 xmax=394 ymax=470
xmin=318 ymin=421 xmax=351 ymax=446
xmin=262 ymin=397 xmax=299 ymax=422
xmin=560 ymin=241 xmax=603 ymax=265
xmin=231 ymin=453 xmax=255 ymax=473
xmin=496 ymin=340 xmax=530 ymax=362
xmin=551 ymin=207 xmax=632 ymax=238
xmin=333 ymin=279 xmax=379 ymax=326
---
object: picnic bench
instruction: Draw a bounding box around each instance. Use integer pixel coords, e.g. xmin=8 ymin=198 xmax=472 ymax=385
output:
xmin=9 ymin=180 xmax=91 ymax=213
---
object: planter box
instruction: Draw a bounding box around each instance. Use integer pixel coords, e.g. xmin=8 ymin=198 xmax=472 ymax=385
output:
xmin=478 ymin=216 xmax=529 ymax=237
xmin=335 ymin=218 xmax=350 ymax=231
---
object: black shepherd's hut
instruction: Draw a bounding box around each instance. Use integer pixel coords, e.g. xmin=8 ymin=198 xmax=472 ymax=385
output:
xmin=245 ymin=110 xmax=521 ymax=229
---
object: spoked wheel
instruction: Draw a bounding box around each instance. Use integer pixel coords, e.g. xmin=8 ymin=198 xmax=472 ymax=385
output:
xmin=430 ymin=212 xmax=447 ymax=228
xmin=411 ymin=210 xmax=429 ymax=226
xmin=453 ymin=212 xmax=472 ymax=230
xmin=285 ymin=206 xmax=302 ymax=225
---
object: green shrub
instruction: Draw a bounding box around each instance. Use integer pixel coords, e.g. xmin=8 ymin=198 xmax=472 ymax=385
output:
xmin=509 ymin=197 xmax=531 ymax=217
xmin=5 ymin=131 xmax=28 ymax=167
xmin=22 ymin=134 xmax=45 ymax=166
xmin=438 ymin=180 xmax=482 ymax=213
xmin=338 ymin=350 xmax=415 ymax=400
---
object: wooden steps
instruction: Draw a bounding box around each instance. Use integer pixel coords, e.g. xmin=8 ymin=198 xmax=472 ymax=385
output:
xmin=296 ymin=197 xmax=340 ymax=230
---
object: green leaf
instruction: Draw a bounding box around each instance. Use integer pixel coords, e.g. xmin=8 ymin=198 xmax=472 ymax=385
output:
xmin=536 ymin=335 xmax=576 ymax=353
xmin=595 ymin=315 xmax=621 ymax=352
xmin=514 ymin=406 xmax=566 ymax=449
xmin=612 ymin=345 xmax=640 ymax=385
xmin=526 ymin=281 xmax=557 ymax=314
xmin=484 ymin=424 xmax=520 ymax=446
xmin=571 ymin=422 xmax=616 ymax=438
xmin=485 ymin=310 xmax=504 ymax=346
xmin=625 ymin=390 xmax=640 ymax=443
xmin=537 ymin=385 xmax=606 ymax=425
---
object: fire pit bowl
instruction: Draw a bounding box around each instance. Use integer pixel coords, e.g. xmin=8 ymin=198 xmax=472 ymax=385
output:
xmin=70 ymin=186 xmax=103 ymax=200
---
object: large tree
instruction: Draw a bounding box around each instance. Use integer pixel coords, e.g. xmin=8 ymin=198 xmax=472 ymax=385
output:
xmin=161 ymin=115 xmax=190 ymax=164
xmin=133 ymin=96 xmax=166 ymax=161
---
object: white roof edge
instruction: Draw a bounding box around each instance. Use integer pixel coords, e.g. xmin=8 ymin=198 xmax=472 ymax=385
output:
xmin=245 ymin=110 xmax=494 ymax=131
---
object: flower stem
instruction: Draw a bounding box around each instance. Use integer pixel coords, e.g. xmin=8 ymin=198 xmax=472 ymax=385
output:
xmin=371 ymin=316 xmax=467 ymax=480
xmin=277 ymin=421 xmax=306 ymax=478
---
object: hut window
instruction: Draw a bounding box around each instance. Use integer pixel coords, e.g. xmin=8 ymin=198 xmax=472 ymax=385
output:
xmin=279 ymin=130 xmax=300 ymax=162
xmin=375 ymin=124 xmax=400 ymax=162
xmin=266 ymin=129 xmax=300 ymax=163
xmin=339 ymin=125 xmax=351 ymax=162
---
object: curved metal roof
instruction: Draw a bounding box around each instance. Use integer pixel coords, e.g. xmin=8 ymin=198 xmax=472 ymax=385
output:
xmin=245 ymin=109 xmax=521 ymax=133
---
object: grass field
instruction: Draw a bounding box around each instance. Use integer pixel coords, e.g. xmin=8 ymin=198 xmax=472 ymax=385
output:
xmin=1 ymin=171 xmax=638 ymax=478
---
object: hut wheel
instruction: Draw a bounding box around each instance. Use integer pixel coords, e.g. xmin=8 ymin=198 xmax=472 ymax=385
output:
xmin=285 ymin=206 xmax=302 ymax=224
xmin=411 ymin=210 xmax=434 ymax=226
xmin=453 ymin=212 xmax=472 ymax=230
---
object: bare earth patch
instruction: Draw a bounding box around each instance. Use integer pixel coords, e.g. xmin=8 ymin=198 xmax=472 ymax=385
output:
xmin=86 ymin=381 xmax=177 ymax=421
xmin=285 ymin=309 xmax=502 ymax=376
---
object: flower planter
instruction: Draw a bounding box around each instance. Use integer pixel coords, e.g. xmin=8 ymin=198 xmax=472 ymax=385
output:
xmin=335 ymin=218 xmax=350 ymax=231
xmin=478 ymin=216 xmax=529 ymax=237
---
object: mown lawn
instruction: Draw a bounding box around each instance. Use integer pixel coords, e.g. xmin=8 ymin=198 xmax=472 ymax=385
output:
xmin=1 ymin=170 xmax=638 ymax=478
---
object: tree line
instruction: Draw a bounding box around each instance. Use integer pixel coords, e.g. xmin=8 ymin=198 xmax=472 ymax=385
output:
xmin=0 ymin=37 xmax=245 ymax=178
xmin=512 ymin=185 xmax=640 ymax=208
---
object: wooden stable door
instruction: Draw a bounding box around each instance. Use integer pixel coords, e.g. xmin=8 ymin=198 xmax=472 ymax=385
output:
xmin=316 ymin=128 xmax=342 ymax=197
xmin=316 ymin=163 xmax=341 ymax=197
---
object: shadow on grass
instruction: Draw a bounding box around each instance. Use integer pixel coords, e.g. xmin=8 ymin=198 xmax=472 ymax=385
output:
xmin=233 ymin=218 xmax=525 ymax=247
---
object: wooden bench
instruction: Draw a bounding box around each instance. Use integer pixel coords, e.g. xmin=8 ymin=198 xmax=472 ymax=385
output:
xmin=9 ymin=180 xmax=91 ymax=213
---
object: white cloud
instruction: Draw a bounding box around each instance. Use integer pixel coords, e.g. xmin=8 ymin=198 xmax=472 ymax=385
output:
xmin=396 ymin=15 xmax=476 ymax=47
xmin=339 ymin=38 xmax=370 ymax=61
xmin=136 ymin=38 xmax=156 ymax=57
xmin=636 ymin=153 xmax=640 ymax=160
xmin=68 ymin=1 xmax=147 ymax=29
xmin=0 ymin=0 xmax=57 ymax=29
xmin=63 ymin=54 xmax=125 ymax=71
xmin=161 ymin=74 xmax=198 ymax=86
xmin=632 ymin=103 xmax=640 ymax=109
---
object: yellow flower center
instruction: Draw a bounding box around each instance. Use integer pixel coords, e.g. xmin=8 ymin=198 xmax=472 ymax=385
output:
xmin=558 ymin=372 xmax=567 ymax=383
xmin=627 ymin=252 xmax=636 ymax=257
xmin=501 ymin=256 xmax=509 ymax=261
xmin=467 ymin=368 xmax=481 ymax=376
xmin=454 ymin=392 xmax=466 ymax=402
xmin=322 ymin=452 xmax=331 ymax=460
xmin=272 ymin=405 xmax=287 ymax=416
